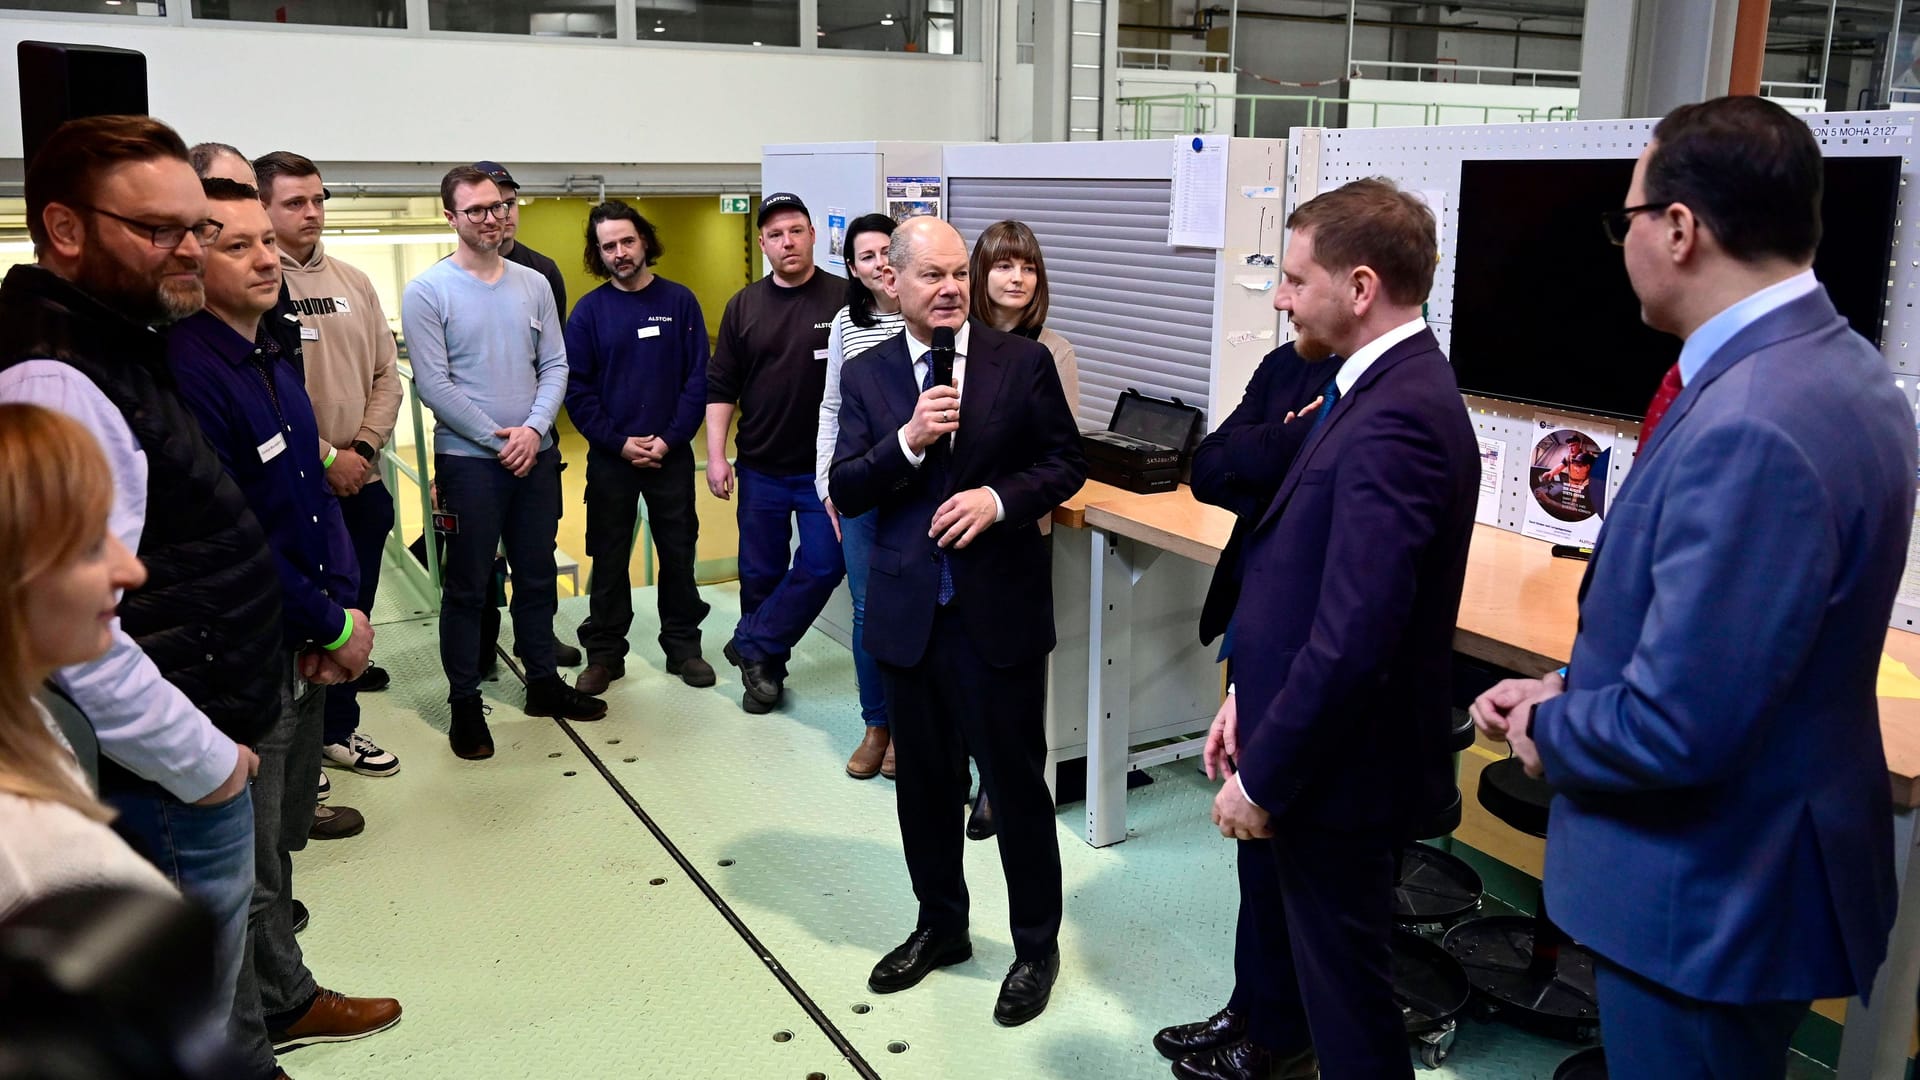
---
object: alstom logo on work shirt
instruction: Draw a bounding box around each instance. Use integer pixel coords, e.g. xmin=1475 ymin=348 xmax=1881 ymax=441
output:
xmin=648 ymin=315 xmax=674 ymax=322
xmin=291 ymin=296 xmax=354 ymax=317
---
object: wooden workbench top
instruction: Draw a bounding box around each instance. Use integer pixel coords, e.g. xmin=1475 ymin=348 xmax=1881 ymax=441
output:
xmin=1052 ymin=482 xmax=1920 ymax=807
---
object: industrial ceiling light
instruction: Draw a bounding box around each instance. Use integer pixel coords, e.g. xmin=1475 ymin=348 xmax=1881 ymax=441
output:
xmin=880 ymin=13 xmax=895 ymax=24
xmin=652 ymin=20 xmax=666 ymax=31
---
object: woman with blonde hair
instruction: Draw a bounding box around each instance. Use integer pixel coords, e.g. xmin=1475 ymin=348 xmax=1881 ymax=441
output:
xmin=0 ymin=402 xmax=170 ymax=914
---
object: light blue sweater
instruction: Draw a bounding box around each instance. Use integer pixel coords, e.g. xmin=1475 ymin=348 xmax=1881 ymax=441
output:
xmin=402 ymin=257 xmax=567 ymax=459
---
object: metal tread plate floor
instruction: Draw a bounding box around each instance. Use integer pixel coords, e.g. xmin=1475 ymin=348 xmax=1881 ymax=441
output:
xmin=282 ymin=583 xmax=1730 ymax=1079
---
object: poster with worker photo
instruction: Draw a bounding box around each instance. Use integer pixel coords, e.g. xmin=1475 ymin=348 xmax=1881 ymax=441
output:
xmin=886 ymin=176 xmax=941 ymax=222
xmin=1522 ymin=415 xmax=1612 ymax=546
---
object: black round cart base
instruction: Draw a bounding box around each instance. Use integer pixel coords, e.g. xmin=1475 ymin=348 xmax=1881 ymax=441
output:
xmin=1394 ymin=843 xmax=1484 ymax=928
xmin=1442 ymin=915 xmax=1601 ymax=1043
xmin=1393 ymin=929 xmax=1471 ymax=1068
xmin=1554 ymin=1046 xmax=1608 ymax=1080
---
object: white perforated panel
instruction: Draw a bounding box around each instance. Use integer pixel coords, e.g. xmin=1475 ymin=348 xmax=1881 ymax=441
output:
xmin=1293 ymin=113 xmax=1919 ymax=632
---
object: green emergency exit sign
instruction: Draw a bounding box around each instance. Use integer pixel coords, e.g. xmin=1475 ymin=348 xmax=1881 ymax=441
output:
xmin=719 ymin=195 xmax=751 ymax=214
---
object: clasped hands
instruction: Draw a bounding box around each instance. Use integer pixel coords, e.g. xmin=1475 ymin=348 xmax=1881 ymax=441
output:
xmin=298 ymin=607 xmax=374 ymax=687
xmin=1468 ymin=670 xmax=1565 ymax=778
xmin=1202 ymin=693 xmax=1273 ymax=840
xmin=622 ymin=434 xmax=669 ymax=469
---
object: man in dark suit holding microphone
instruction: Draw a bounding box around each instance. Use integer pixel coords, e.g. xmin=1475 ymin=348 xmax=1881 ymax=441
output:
xmin=830 ymin=215 xmax=1085 ymax=1026
xmin=1173 ymin=179 xmax=1478 ymax=1080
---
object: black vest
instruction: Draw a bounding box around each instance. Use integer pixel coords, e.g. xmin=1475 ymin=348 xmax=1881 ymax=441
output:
xmin=0 ymin=266 xmax=282 ymax=749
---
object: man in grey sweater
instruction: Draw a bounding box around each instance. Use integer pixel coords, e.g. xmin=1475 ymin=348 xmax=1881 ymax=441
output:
xmin=402 ymin=165 xmax=605 ymax=758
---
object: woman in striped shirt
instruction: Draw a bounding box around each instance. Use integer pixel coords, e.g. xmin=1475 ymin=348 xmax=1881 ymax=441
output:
xmin=815 ymin=213 xmax=906 ymax=782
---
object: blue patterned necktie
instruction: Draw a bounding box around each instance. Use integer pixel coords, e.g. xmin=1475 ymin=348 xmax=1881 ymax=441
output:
xmin=1309 ymin=376 xmax=1342 ymax=436
xmin=921 ymin=358 xmax=955 ymax=606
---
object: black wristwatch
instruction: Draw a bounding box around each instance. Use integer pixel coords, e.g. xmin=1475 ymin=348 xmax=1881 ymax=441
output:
xmin=352 ymin=440 xmax=378 ymax=462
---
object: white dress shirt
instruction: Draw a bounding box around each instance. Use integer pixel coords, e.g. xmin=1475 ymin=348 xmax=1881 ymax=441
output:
xmin=896 ymin=322 xmax=1005 ymax=522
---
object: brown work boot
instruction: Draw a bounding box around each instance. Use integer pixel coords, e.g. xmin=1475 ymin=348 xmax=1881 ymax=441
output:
xmin=880 ymin=737 xmax=896 ymax=780
xmin=270 ymin=987 xmax=402 ymax=1050
xmin=847 ymin=726 xmax=889 ymax=779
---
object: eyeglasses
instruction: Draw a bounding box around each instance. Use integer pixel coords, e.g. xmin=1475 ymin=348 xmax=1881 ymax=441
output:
xmin=78 ymin=204 xmax=222 ymax=249
xmin=1600 ymin=202 xmax=1675 ymax=246
xmin=456 ymin=199 xmax=516 ymax=223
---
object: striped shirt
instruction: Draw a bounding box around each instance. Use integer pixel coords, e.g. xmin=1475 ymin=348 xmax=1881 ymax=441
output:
xmin=815 ymin=305 xmax=906 ymax=501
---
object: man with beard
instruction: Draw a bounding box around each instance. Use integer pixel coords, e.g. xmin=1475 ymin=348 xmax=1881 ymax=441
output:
xmin=563 ymin=200 xmax=713 ymax=695
xmin=1171 ymin=179 xmax=1478 ymax=1080
xmin=168 ymin=177 xmax=401 ymax=1079
xmin=0 ymin=114 xmax=275 ymax=1067
xmin=402 ymin=166 xmax=605 ymax=760
xmin=474 ymin=160 xmax=568 ymax=317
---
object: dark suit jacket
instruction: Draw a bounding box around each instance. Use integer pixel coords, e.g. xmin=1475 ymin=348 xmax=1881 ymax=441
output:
xmin=829 ymin=319 xmax=1086 ymax=669
xmin=1534 ymin=286 xmax=1913 ymax=1004
xmin=1233 ymin=327 xmax=1478 ymax=838
xmin=1191 ymin=342 xmax=1343 ymax=645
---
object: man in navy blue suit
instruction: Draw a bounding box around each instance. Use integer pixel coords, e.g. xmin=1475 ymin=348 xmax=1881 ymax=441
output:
xmin=1177 ymin=179 xmax=1479 ymax=1080
xmin=1474 ymin=96 xmax=1915 ymax=1079
xmin=829 ymin=215 xmax=1085 ymax=1027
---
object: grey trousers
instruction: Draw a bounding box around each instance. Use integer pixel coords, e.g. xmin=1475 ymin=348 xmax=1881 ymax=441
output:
xmin=230 ymin=656 xmax=323 ymax=1078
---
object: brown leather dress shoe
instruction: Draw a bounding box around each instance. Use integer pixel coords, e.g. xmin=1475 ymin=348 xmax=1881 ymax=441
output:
xmin=880 ymin=738 xmax=896 ymax=780
xmin=270 ymin=987 xmax=402 ymax=1050
xmin=847 ymin=726 xmax=889 ymax=779
xmin=576 ymin=662 xmax=622 ymax=696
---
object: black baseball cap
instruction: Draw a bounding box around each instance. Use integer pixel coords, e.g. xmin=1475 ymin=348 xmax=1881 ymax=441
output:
xmin=757 ymin=192 xmax=810 ymax=226
xmin=472 ymin=160 xmax=517 ymax=190
xmin=1566 ymin=448 xmax=1596 ymax=465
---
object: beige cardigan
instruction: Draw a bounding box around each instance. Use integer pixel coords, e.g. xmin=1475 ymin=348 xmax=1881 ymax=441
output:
xmin=1035 ymin=327 xmax=1083 ymax=535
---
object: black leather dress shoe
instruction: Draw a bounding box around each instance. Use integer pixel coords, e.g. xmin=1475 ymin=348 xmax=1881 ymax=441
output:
xmin=966 ymin=789 xmax=997 ymax=841
xmin=1173 ymin=1038 xmax=1318 ymax=1080
xmin=1153 ymin=1006 xmax=1247 ymax=1060
xmin=993 ymin=949 xmax=1060 ymax=1027
xmin=353 ymin=665 xmax=391 ymax=693
xmin=867 ymin=928 xmax=972 ymax=994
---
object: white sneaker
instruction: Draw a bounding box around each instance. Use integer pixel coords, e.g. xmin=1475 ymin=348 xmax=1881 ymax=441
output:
xmin=316 ymin=769 xmax=331 ymax=802
xmin=322 ymin=732 xmax=401 ymax=777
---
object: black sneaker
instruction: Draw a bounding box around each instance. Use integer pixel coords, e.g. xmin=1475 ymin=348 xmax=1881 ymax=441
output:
xmin=353 ymin=665 xmax=391 ymax=693
xmin=450 ymin=697 xmax=494 ymax=759
xmin=524 ymin=675 xmax=608 ymax=721
xmin=291 ymin=898 xmax=310 ymax=935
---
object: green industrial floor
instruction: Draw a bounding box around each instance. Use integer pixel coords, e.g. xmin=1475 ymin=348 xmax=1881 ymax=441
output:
xmin=278 ymin=572 xmax=1827 ymax=1079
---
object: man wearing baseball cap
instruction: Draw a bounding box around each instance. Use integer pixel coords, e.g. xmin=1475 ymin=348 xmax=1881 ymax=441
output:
xmin=706 ymin=193 xmax=848 ymax=714
xmin=473 ymin=160 xmax=568 ymax=317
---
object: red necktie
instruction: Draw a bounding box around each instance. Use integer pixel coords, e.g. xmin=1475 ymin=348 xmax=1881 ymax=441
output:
xmin=1636 ymin=362 xmax=1684 ymax=456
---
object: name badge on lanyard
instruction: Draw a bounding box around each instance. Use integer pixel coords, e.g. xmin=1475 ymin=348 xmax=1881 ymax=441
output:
xmin=257 ymin=432 xmax=287 ymax=463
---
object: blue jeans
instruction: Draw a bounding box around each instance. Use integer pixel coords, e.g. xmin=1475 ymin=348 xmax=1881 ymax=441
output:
xmin=838 ymin=508 xmax=888 ymax=728
xmin=323 ymin=479 xmax=396 ymax=744
xmin=436 ymin=449 xmax=563 ymax=698
xmin=732 ymin=465 xmax=846 ymax=667
xmin=107 ymin=775 xmax=256 ymax=1070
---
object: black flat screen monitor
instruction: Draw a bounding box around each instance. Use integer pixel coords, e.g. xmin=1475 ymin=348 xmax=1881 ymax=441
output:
xmin=1449 ymin=154 xmax=1901 ymax=420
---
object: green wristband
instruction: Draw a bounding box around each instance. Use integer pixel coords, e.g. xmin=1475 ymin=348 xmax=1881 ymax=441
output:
xmin=323 ymin=448 xmax=337 ymax=468
xmin=323 ymin=610 xmax=353 ymax=651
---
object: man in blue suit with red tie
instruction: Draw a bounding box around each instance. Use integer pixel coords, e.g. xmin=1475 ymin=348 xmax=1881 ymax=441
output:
xmin=1183 ymin=179 xmax=1479 ymax=1080
xmin=830 ymin=215 xmax=1085 ymax=1027
xmin=1474 ymin=97 xmax=1915 ymax=1079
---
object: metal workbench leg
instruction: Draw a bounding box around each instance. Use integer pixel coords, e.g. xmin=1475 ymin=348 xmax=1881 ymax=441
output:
xmin=1836 ymin=806 xmax=1920 ymax=1079
xmin=1085 ymin=528 xmax=1144 ymax=847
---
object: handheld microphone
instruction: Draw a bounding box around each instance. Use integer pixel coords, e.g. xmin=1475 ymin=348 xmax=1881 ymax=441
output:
xmin=931 ymin=325 xmax=955 ymax=391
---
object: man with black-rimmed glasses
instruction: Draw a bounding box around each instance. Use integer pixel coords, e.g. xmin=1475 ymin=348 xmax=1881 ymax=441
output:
xmin=402 ymin=166 xmax=605 ymax=761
